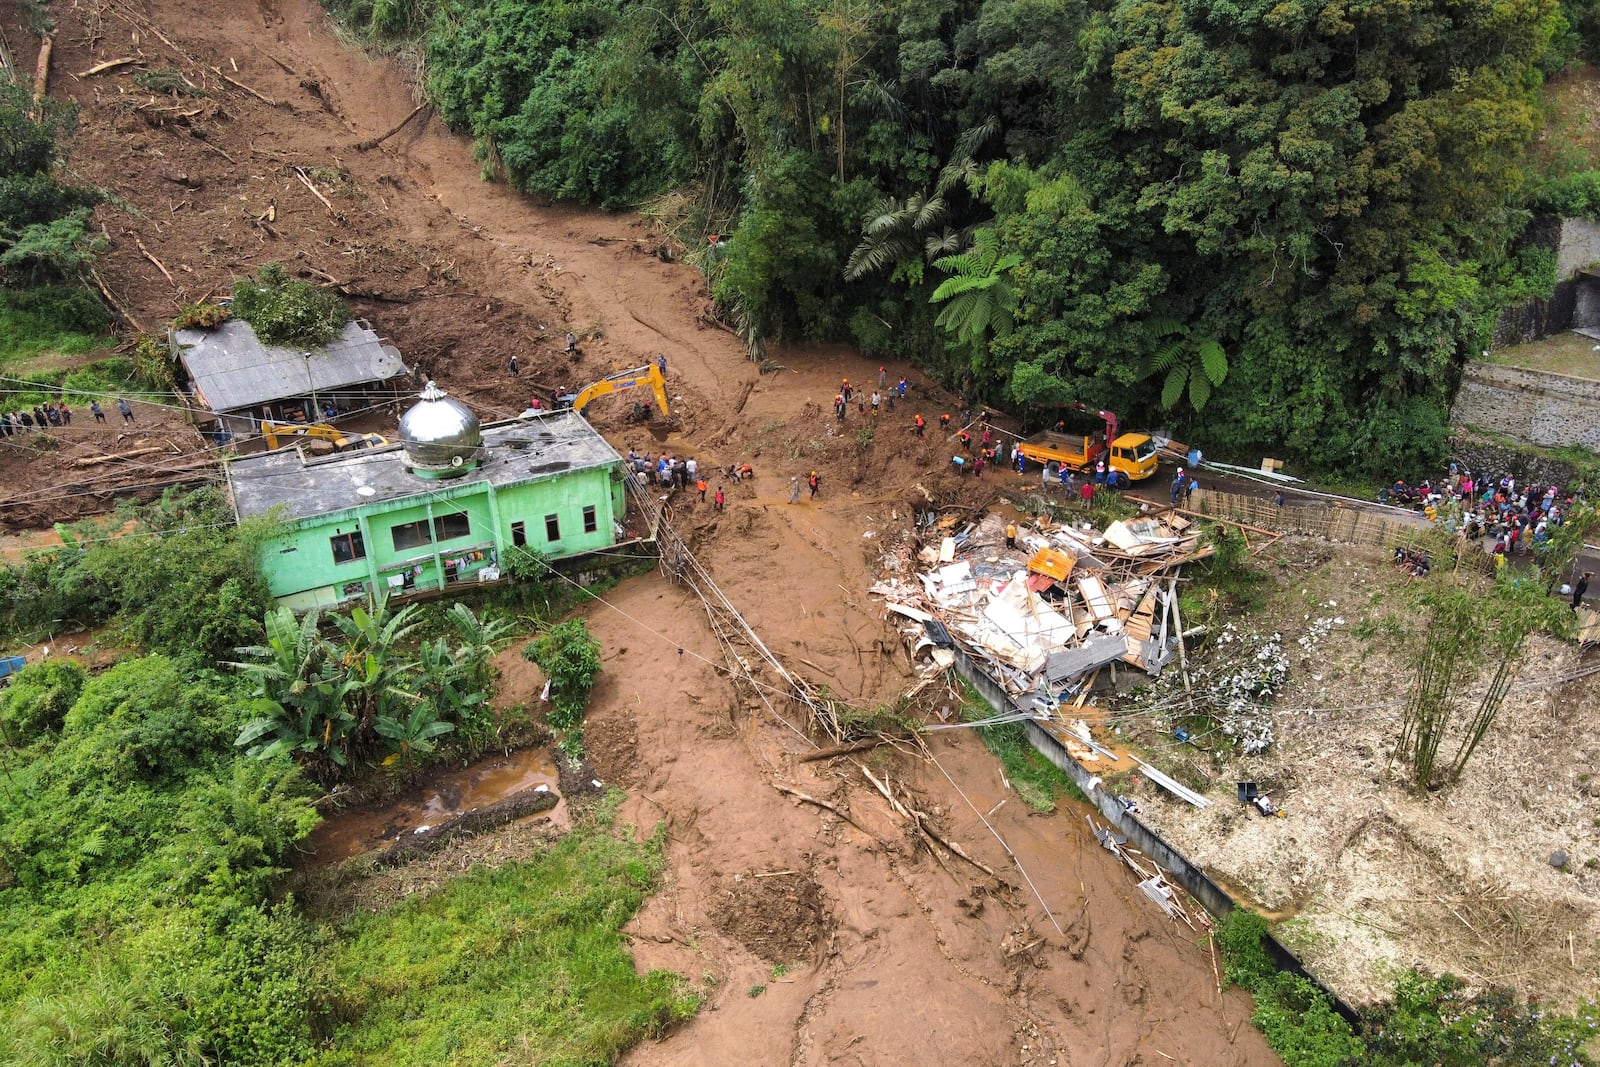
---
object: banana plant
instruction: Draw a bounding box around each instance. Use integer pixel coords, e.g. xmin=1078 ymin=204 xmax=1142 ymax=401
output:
xmin=375 ymin=704 xmax=455 ymax=774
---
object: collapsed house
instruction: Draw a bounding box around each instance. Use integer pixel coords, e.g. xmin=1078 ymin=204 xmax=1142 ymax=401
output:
xmin=872 ymin=508 xmax=1213 ymax=763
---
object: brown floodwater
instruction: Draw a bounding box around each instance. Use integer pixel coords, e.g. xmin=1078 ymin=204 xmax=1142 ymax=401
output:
xmin=303 ymin=747 xmax=567 ymax=864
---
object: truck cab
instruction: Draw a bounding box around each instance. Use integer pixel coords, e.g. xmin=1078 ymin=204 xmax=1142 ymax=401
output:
xmin=1109 ymin=433 xmax=1158 ymax=481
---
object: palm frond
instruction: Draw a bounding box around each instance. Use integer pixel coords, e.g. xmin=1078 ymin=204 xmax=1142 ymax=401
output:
xmin=907 ymin=194 xmax=948 ymax=232
xmin=1161 ymin=365 xmax=1188 ymax=409
xmin=924 ymin=226 xmax=965 ymax=260
xmin=935 ymin=156 xmax=979 ymax=196
xmin=1198 ymin=338 xmax=1229 ymax=386
xmin=951 ymin=115 xmax=1000 ymax=164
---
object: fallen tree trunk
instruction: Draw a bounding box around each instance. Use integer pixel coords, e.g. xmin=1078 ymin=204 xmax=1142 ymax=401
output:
xmin=32 ymin=34 xmax=52 ymax=104
xmin=354 ymin=103 xmax=426 ymax=151
xmin=73 ymin=446 xmax=168 ymax=467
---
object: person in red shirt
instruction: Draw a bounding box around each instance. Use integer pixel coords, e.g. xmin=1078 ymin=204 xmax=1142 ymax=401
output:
xmin=1080 ymin=480 xmax=1095 ymax=505
xmin=714 ymin=486 xmax=725 ymax=511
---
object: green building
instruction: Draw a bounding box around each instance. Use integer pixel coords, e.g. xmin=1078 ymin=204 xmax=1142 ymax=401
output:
xmin=227 ymin=383 xmax=628 ymax=609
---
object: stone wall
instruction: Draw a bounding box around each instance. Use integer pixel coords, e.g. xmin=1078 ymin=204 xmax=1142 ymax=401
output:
xmin=1492 ymin=280 xmax=1579 ymax=349
xmin=1450 ymin=362 xmax=1600 ymax=452
xmin=1446 ymin=431 xmax=1588 ymax=489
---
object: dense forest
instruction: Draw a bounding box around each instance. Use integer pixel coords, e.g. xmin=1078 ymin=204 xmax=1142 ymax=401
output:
xmin=321 ymin=0 xmax=1600 ymax=473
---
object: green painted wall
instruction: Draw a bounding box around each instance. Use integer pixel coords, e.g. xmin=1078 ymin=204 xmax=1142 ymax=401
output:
xmin=258 ymin=464 xmax=624 ymax=608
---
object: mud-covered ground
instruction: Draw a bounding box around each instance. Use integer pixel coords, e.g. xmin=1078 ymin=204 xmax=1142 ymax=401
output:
xmin=0 ymin=0 xmax=1278 ymax=1062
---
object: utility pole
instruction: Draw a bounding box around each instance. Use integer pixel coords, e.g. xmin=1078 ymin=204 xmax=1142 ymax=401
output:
xmin=303 ymin=351 xmax=320 ymax=422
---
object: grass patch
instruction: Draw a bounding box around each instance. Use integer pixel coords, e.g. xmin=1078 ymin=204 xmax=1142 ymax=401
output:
xmin=315 ymin=806 xmax=698 ymax=1066
xmin=3 ymin=357 xmax=134 ymax=408
xmin=0 ymin=285 xmax=113 ymax=363
xmin=957 ymin=680 xmax=1083 ymax=812
xmin=1483 ymin=327 xmax=1600 ymax=382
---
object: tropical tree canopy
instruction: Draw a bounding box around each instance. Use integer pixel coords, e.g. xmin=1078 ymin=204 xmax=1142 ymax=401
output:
xmin=338 ymin=0 xmax=1572 ymax=473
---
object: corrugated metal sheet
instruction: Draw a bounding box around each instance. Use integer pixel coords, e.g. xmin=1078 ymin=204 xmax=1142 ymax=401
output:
xmin=175 ymin=318 xmax=407 ymax=413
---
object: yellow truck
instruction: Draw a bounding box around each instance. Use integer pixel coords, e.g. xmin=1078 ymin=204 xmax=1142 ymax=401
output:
xmin=1015 ymin=408 xmax=1158 ymax=482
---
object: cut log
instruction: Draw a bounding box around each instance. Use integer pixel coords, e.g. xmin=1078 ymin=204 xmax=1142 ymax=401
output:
xmin=796 ymin=738 xmax=890 ymax=763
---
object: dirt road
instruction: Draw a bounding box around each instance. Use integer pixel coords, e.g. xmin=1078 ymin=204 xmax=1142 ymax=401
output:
xmin=3 ymin=1 xmax=1279 ymax=1062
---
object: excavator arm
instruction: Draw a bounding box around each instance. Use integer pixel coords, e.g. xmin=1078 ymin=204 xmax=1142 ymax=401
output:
xmin=568 ymin=364 xmax=670 ymax=420
xmin=261 ymin=421 xmax=387 ymax=452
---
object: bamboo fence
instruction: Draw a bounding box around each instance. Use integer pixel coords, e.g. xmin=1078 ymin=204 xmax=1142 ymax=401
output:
xmin=1187 ymin=491 xmax=1497 ymax=575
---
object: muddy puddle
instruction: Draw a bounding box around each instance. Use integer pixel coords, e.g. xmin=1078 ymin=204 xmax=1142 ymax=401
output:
xmin=304 ymin=748 xmax=567 ymax=864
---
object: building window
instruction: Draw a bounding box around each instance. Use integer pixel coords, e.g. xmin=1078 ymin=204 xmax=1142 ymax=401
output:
xmin=330 ymin=530 xmax=366 ymax=564
xmin=511 ymin=521 xmax=527 ymax=547
xmin=544 ymin=513 xmax=560 ymax=542
xmin=582 ymin=505 xmax=598 ymax=533
xmin=434 ymin=510 xmax=471 ymax=541
xmin=391 ymin=519 xmax=432 ymax=552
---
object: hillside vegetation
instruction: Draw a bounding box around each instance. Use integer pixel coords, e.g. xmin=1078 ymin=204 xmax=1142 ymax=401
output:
xmin=327 ymin=0 xmax=1600 ymax=474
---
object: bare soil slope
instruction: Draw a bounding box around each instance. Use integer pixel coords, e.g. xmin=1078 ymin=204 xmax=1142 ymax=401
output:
xmin=0 ymin=1 xmax=1279 ymax=1062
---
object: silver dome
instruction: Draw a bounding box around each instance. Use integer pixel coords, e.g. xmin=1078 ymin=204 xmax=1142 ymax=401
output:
xmin=399 ymin=381 xmax=482 ymax=474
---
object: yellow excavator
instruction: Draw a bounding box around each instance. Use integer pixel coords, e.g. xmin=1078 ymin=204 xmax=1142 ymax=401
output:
xmin=557 ymin=363 xmax=671 ymax=421
xmin=261 ymin=421 xmax=388 ymax=453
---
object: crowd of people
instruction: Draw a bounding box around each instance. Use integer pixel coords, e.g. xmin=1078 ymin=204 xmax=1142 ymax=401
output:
xmin=2 ymin=397 xmax=134 ymax=436
xmin=2 ymin=401 xmax=74 ymax=434
xmin=1385 ymin=463 xmax=1587 ymax=562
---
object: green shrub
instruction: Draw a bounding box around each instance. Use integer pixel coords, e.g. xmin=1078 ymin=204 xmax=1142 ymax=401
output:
xmin=173 ymin=301 xmax=231 ymax=330
xmin=523 ymin=618 xmax=601 ymax=735
xmin=0 ymin=489 xmax=273 ymax=662
xmin=0 ymin=659 xmax=86 ymax=745
xmin=63 ymin=655 xmax=228 ymax=778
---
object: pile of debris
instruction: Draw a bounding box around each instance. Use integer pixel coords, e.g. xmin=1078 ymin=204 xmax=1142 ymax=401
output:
xmin=871 ymin=509 xmax=1213 ymax=774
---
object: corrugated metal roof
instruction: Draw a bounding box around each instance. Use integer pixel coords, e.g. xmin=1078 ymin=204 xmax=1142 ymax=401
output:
xmin=226 ymin=410 xmax=622 ymax=524
xmin=175 ymin=318 xmax=407 ymax=413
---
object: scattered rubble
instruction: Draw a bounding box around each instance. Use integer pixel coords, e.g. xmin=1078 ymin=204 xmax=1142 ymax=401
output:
xmin=872 ymin=509 xmax=1210 ymax=727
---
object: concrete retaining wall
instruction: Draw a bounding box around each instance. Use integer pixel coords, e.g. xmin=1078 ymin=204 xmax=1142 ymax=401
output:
xmin=1450 ymin=362 xmax=1600 ymax=451
xmin=951 ymin=646 xmax=1359 ymax=1024
xmin=1556 ymin=217 xmax=1600 ymax=282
